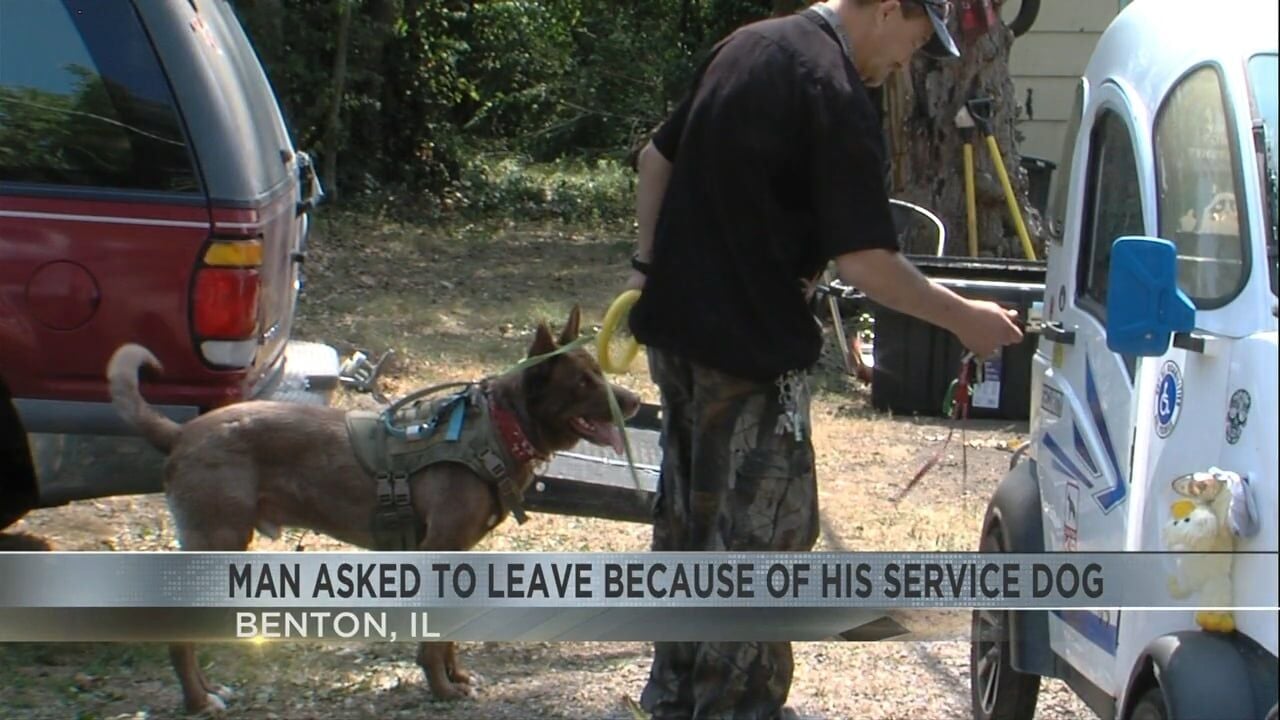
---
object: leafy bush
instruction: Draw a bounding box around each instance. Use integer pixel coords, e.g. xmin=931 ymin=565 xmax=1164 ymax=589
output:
xmin=450 ymin=155 xmax=635 ymax=223
xmin=230 ymin=0 xmax=785 ymax=219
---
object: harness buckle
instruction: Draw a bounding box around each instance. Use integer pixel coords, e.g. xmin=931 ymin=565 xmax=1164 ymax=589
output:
xmin=498 ymin=477 xmax=529 ymax=524
xmin=389 ymin=471 xmax=409 ymax=504
xmin=375 ymin=472 xmax=393 ymax=506
xmin=391 ymin=471 xmax=411 ymax=507
xmin=477 ymin=449 xmax=526 ymax=524
xmin=478 ymin=449 xmax=508 ymax=479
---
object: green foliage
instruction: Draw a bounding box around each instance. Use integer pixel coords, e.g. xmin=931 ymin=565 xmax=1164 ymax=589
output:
xmin=459 ymin=1 xmax=576 ymax=140
xmin=453 ymin=154 xmax=636 ymax=223
xmin=229 ymin=0 xmax=783 ymax=219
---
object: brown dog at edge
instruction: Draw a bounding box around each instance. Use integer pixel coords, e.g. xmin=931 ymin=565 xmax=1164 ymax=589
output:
xmin=107 ymin=307 xmax=640 ymax=714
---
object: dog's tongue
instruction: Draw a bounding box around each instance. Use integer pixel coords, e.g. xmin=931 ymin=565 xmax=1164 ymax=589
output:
xmin=575 ymin=417 xmax=627 ymax=455
xmin=603 ymin=423 xmax=625 ymax=456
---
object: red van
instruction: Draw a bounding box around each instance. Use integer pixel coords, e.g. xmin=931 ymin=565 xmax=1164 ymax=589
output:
xmin=1 ymin=0 xmax=337 ymax=528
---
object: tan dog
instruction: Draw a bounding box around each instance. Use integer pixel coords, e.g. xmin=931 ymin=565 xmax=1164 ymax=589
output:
xmin=107 ymin=307 xmax=640 ymax=714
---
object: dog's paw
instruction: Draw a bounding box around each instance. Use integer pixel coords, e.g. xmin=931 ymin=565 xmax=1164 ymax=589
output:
xmin=208 ymin=684 xmax=236 ymax=703
xmin=188 ymin=692 xmax=228 ymax=716
xmin=447 ymin=667 xmax=478 ymax=685
xmin=430 ymin=681 xmax=477 ymax=702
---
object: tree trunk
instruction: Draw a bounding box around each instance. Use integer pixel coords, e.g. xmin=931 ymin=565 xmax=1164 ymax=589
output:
xmin=887 ymin=21 xmax=1043 ymax=259
xmin=235 ymin=0 xmax=288 ymax=70
xmin=363 ymin=0 xmax=400 ymax=178
xmin=322 ymin=0 xmax=354 ymax=200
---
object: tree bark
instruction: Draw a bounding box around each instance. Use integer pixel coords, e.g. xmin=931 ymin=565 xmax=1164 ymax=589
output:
xmin=363 ymin=0 xmax=400 ymax=175
xmin=235 ymin=0 xmax=288 ymax=70
xmin=887 ymin=22 xmax=1043 ymax=258
xmin=322 ymin=0 xmax=354 ymax=200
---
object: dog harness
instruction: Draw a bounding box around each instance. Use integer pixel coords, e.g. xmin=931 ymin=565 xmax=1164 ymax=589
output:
xmin=344 ymin=383 xmax=539 ymax=551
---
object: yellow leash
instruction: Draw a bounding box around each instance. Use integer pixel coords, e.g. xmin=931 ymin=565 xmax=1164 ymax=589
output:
xmin=598 ymin=289 xmax=642 ymax=374
xmin=596 ymin=289 xmax=647 ymax=493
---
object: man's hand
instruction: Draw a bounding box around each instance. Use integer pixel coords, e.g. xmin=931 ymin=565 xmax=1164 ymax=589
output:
xmin=834 ymin=249 xmax=1023 ymax=359
xmin=624 ymin=269 xmax=647 ymax=292
xmin=955 ymin=300 xmax=1023 ymax=358
xmin=800 ymin=274 xmax=820 ymax=302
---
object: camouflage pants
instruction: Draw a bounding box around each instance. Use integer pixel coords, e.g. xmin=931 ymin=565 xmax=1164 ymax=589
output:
xmin=639 ymin=349 xmax=820 ymax=720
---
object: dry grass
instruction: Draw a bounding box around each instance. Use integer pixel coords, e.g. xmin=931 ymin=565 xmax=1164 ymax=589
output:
xmin=0 ymin=212 xmax=1091 ymax=720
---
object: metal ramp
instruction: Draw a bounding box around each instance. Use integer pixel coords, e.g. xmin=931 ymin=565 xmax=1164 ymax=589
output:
xmin=526 ymin=405 xmax=662 ymax=524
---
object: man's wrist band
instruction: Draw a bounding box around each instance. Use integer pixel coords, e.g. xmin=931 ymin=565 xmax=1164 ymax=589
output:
xmin=631 ymin=254 xmax=653 ymax=275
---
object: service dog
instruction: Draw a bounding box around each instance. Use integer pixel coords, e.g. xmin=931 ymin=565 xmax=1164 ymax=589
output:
xmin=108 ymin=307 xmax=640 ymax=713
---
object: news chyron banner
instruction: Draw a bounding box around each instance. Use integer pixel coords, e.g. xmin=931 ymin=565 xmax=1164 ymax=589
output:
xmin=0 ymin=552 xmax=1275 ymax=642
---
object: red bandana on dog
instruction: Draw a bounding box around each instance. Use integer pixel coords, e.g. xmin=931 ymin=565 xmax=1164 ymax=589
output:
xmin=488 ymin=396 xmax=540 ymax=465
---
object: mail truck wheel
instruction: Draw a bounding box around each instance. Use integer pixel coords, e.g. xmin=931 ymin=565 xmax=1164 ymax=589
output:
xmin=970 ymin=524 xmax=1040 ymax=720
xmin=1129 ymin=687 xmax=1168 ymax=720
xmin=0 ymin=504 xmax=28 ymax=532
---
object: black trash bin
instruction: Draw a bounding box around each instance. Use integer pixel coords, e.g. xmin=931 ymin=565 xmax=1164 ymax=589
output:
xmin=870 ymin=257 xmax=1045 ymax=421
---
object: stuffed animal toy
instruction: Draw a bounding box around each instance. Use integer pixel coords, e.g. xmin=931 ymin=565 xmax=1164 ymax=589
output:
xmin=1161 ymin=468 xmax=1259 ymax=633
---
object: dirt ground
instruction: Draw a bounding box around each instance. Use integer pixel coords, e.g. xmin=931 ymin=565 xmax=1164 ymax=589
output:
xmin=0 ymin=213 xmax=1092 ymax=720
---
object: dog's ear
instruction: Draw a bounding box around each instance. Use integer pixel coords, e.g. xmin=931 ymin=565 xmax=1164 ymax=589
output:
xmin=558 ymin=305 xmax=581 ymax=346
xmin=529 ymin=321 xmax=557 ymax=358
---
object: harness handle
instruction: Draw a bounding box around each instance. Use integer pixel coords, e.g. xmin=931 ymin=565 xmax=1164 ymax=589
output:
xmin=378 ymin=334 xmax=599 ymax=438
xmin=380 ymin=381 xmax=475 ymax=438
xmin=372 ymin=332 xmax=646 ymax=492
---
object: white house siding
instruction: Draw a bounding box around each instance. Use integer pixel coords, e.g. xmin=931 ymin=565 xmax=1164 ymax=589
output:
xmin=1008 ymin=0 xmax=1126 ymax=169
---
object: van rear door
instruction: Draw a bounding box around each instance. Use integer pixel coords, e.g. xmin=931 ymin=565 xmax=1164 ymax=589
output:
xmin=136 ymin=0 xmax=305 ymax=381
xmin=0 ymin=0 xmax=214 ymax=399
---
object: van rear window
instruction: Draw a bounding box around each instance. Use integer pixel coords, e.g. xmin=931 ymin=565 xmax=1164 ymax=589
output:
xmin=0 ymin=0 xmax=198 ymax=193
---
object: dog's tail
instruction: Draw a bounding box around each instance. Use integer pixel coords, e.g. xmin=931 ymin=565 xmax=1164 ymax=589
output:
xmin=107 ymin=344 xmax=181 ymax=453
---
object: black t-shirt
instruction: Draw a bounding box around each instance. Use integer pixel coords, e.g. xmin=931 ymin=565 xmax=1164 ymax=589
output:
xmin=630 ymin=10 xmax=899 ymax=382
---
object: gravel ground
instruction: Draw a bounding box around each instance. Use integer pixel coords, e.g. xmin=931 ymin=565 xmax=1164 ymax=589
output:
xmin=0 ymin=407 xmax=1093 ymax=720
xmin=0 ymin=215 xmax=1095 ymax=719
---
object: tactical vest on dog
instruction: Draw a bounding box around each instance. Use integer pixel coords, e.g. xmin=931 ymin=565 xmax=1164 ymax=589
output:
xmin=345 ymin=384 xmax=535 ymax=551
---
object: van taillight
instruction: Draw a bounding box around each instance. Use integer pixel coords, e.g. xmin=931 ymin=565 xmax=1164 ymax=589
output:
xmin=193 ymin=268 xmax=260 ymax=338
xmin=192 ymin=238 xmax=263 ymax=366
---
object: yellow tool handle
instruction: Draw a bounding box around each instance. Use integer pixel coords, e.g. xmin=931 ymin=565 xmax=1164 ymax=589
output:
xmin=598 ymin=289 xmax=642 ymax=374
xmin=963 ymin=143 xmax=979 ymax=258
xmin=985 ymin=134 xmax=1038 ymax=261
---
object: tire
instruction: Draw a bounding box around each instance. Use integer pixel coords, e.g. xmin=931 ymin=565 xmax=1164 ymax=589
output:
xmin=1 ymin=396 xmax=38 ymax=531
xmin=1003 ymin=0 xmax=1040 ymax=38
xmin=970 ymin=523 xmax=1041 ymax=720
xmin=0 ymin=506 xmax=28 ymax=532
xmin=1129 ymin=687 xmax=1168 ymax=720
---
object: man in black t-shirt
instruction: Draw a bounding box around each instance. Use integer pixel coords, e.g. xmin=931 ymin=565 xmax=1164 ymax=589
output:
xmin=626 ymin=1 xmax=1023 ymax=718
